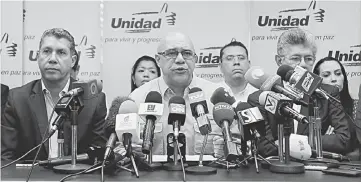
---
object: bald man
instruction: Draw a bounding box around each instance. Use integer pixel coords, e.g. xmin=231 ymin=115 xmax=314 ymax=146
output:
xmin=129 ymin=32 xmax=222 ymax=155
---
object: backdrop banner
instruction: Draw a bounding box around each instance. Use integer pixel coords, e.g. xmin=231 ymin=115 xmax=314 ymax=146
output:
xmin=250 ymin=0 xmax=361 ymax=99
xmin=102 ymin=1 xmax=250 ymax=106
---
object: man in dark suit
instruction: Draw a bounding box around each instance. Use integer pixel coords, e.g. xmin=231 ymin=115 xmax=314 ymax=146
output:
xmin=1 ymin=28 xmax=107 ymax=161
xmin=1 ymin=84 xmax=9 ymax=116
xmin=248 ymin=28 xmax=351 ymax=156
xmin=355 ymin=84 xmax=361 ymax=160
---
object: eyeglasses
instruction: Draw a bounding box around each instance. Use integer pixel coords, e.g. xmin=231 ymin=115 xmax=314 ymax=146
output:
xmin=158 ymin=49 xmax=195 ymax=60
xmin=279 ymin=55 xmax=316 ymax=66
xmin=222 ymin=55 xmax=247 ymax=62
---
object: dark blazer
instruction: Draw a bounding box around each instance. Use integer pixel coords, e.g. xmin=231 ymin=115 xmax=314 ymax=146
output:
xmin=248 ymin=84 xmax=351 ymax=157
xmin=1 ymin=84 xmax=10 ymax=116
xmin=1 ymin=79 xmax=108 ymax=161
xmin=355 ymin=84 xmax=361 ymax=147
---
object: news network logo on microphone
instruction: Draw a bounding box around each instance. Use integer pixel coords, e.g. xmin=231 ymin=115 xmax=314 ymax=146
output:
xmin=258 ymin=0 xmax=325 ymax=31
xmin=139 ymin=102 xmax=164 ymax=116
xmin=328 ymin=45 xmax=361 ymax=67
xmin=111 ymin=3 xmax=176 ymax=33
xmin=0 ymin=33 xmax=18 ymax=57
xmin=188 ymin=91 xmax=205 ymax=103
xmin=169 ymin=103 xmax=186 ymax=114
xmin=214 ymin=103 xmax=233 ymax=111
xmin=237 ymin=107 xmax=264 ymax=125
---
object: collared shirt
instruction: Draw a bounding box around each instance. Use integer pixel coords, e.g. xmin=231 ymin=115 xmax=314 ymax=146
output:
xmin=217 ymin=81 xmax=258 ymax=107
xmin=129 ymin=76 xmax=221 ymax=155
xmin=41 ymin=79 xmax=70 ymax=159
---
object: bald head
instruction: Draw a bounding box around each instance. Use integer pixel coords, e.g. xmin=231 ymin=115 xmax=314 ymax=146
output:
xmin=157 ymin=32 xmax=195 ymax=53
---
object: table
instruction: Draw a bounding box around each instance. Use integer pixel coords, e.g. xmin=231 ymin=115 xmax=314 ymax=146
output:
xmin=2 ymin=163 xmax=360 ymax=182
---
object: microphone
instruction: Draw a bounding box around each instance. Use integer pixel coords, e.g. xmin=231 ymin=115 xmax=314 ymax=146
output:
xmin=259 ymin=91 xmax=309 ymax=124
xmin=311 ymin=150 xmax=349 ymax=161
xmin=277 ymin=65 xmax=329 ymax=100
xmin=189 ymin=87 xmax=211 ymax=135
xmin=64 ymin=79 xmax=103 ymax=99
xmin=235 ymin=102 xmax=264 ymax=139
xmin=48 ymin=112 xmax=67 ymax=138
xmin=38 ymin=153 xmax=89 ymax=166
xmin=244 ymin=66 xmax=308 ymax=107
xmin=210 ymin=87 xmax=236 ymax=105
xmin=103 ymin=97 xmax=137 ymax=161
xmin=168 ymin=96 xmax=186 ymax=139
xmin=138 ymin=91 xmax=163 ymax=154
xmin=213 ymin=102 xmax=239 ymax=162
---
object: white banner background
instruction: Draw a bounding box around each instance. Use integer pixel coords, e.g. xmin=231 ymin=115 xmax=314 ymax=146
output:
xmin=102 ymin=1 xmax=250 ymax=107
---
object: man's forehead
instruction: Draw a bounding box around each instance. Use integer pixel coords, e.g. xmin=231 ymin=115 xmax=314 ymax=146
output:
xmin=284 ymin=44 xmax=314 ymax=56
xmin=223 ymin=46 xmax=247 ymax=55
xmin=41 ymin=36 xmax=71 ymax=49
xmin=157 ymin=32 xmax=194 ymax=52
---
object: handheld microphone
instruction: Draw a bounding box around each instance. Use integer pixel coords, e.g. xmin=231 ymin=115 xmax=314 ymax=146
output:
xmin=235 ymin=102 xmax=265 ymax=140
xmin=210 ymin=87 xmax=236 ymax=105
xmin=104 ymin=97 xmax=138 ymax=161
xmin=64 ymin=79 xmax=103 ymax=99
xmin=311 ymin=150 xmax=349 ymax=161
xmin=138 ymin=91 xmax=163 ymax=154
xmin=189 ymin=87 xmax=211 ymax=135
xmin=244 ymin=66 xmax=308 ymax=107
xmin=213 ymin=102 xmax=239 ymax=162
xmin=277 ymin=65 xmax=331 ymax=101
xmin=259 ymin=91 xmax=309 ymax=124
xmin=168 ymin=96 xmax=186 ymax=139
xmin=38 ymin=153 xmax=89 ymax=166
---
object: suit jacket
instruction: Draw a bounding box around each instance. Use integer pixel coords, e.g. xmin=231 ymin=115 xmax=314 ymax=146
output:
xmin=248 ymin=84 xmax=351 ymax=157
xmin=355 ymin=84 xmax=361 ymax=146
xmin=1 ymin=84 xmax=9 ymax=116
xmin=1 ymin=79 xmax=108 ymax=161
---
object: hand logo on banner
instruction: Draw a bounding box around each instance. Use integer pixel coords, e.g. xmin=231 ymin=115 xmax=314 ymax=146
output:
xmin=126 ymin=3 xmax=176 ymax=33
xmin=0 ymin=33 xmax=18 ymax=57
xmin=75 ymin=36 xmax=96 ymax=59
xmin=278 ymin=0 xmax=325 ymax=22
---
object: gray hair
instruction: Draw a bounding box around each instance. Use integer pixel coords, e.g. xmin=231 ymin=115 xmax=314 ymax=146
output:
xmin=38 ymin=28 xmax=76 ymax=55
xmin=277 ymin=28 xmax=317 ymax=56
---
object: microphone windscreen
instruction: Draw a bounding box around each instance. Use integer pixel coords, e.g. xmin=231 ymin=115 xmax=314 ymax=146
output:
xmin=118 ymin=100 xmax=138 ymax=114
xmin=212 ymin=102 xmax=236 ymax=127
xmin=96 ymin=79 xmax=103 ymax=93
xmin=244 ymin=66 xmax=271 ymax=89
xmin=235 ymin=102 xmax=253 ymax=112
xmin=104 ymin=96 xmax=133 ymax=135
xmin=277 ymin=65 xmax=294 ymax=81
xmin=210 ymin=87 xmax=236 ymax=105
xmin=145 ymin=91 xmax=162 ymax=103
xmin=189 ymin=87 xmax=202 ymax=94
xmin=258 ymin=91 xmax=272 ymax=106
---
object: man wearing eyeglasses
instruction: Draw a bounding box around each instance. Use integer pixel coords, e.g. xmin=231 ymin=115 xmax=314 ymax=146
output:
xmin=248 ymin=28 xmax=351 ymax=157
xmin=129 ymin=32 xmax=221 ymax=155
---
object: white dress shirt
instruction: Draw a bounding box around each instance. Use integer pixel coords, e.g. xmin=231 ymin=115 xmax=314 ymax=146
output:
xmin=41 ymin=79 xmax=70 ymax=159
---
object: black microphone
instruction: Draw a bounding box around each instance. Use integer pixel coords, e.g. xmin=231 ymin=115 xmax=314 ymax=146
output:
xmin=189 ymin=87 xmax=211 ymax=135
xmin=244 ymin=66 xmax=308 ymax=107
xmin=311 ymin=150 xmax=349 ymax=161
xmin=64 ymin=79 xmax=102 ymax=99
xmin=235 ymin=102 xmax=265 ymax=140
xmin=213 ymin=102 xmax=239 ymax=162
xmin=168 ymin=96 xmax=186 ymax=139
xmin=258 ymin=91 xmax=309 ymax=124
xmin=210 ymin=87 xmax=236 ymax=105
xmin=139 ymin=91 xmax=163 ymax=154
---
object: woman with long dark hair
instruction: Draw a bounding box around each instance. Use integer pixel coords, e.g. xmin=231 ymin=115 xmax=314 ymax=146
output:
xmin=313 ymin=56 xmax=358 ymax=160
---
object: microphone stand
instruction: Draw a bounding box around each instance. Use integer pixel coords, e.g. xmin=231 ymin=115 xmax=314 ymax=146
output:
xmin=185 ymin=134 xmax=217 ymax=174
xmin=305 ymin=99 xmax=338 ymax=167
xmin=57 ymin=123 xmax=65 ymax=158
xmin=53 ymin=96 xmax=92 ymax=174
xmin=145 ymin=148 xmax=163 ymax=170
xmin=269 ymin=120 xmax=305 ymax=174
xmin=238 ymin=129 xmax=270 ymax=173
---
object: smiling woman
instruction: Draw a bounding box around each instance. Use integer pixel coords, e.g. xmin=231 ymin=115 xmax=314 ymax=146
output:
xmin=131 ymin=55 xmax=161 ymax=92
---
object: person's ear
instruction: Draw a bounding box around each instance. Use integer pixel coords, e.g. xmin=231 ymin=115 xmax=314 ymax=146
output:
xmin=71 ymin=54 xmax=77 ymax=68
xmin=155 ymin=54 xmax=161 ymax=67
xmin=275 ymin=55 xmax=282 ymax=67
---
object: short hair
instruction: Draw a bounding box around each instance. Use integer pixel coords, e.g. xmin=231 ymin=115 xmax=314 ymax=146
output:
xmin=277 ymin=28 xmax=317 ymax=56
xmin=131 ymin=55 xmax=161 ymax=92
xmin=72 ymin=50 xmax=80 ymax=71
xmin=39 ymin=28 xmax=76 ymax=55
xmin=220 ymin=41 xmax=249 ymax=61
